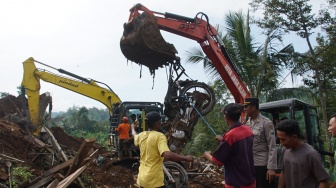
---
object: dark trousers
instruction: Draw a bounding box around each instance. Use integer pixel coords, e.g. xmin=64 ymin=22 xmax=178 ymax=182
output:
xmin=119 ymin=139 xmax=131 ymax=154
xmin=255 ymin=166 xmax=275 ymax=188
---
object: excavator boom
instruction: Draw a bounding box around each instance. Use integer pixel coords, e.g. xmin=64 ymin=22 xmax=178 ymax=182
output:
xmin=21 ymin=57 xmax=121 ymax=136
xmin=120 ymin=3 xmax=250 ymax=104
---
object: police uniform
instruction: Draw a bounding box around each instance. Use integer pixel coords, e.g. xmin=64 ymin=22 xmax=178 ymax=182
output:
xmin=247 ymin=114 xmax=277 ymax=169
xmin=244 ymin=97 xmax=277 ymax=188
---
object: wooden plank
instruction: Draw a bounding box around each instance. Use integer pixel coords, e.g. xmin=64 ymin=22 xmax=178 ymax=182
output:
xmin=27 ymin=175 xmax=55 ymax=188
xmin=24 ymin=135 xmax=45 ymax=147
xmin=65 ymin=138 xmax=95 ymax=176
xmin=22 ymin=176 xmax=42 ymax=187
xmin=44 ymin=127 xmax=68 ymax=161
xmin=24 ymin=135 xmax=54 ymax=153
xmin=56 ymin=165 xmax=87 ymax=188
xmin=46 ymin=179 xmax=59 ymax=188
xmin=43 ymin=158 xmax=75 ymax=177
xmin=0 ymin=153 xmax=25 ymax=163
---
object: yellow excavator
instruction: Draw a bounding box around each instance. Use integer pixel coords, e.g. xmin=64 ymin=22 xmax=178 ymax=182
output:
xmin=21 ymin=57 xmax=163 ymax=151
xmin=21 ymin=57 xmax=190 ymax=187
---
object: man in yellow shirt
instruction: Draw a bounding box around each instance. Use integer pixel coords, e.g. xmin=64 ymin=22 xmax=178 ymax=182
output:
xmin=132 ymin=111 xmax=193 ymax=188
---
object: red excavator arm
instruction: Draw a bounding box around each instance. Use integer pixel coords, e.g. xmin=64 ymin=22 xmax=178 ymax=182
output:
xmin=123 ymin=3 xmax=250 ymax=104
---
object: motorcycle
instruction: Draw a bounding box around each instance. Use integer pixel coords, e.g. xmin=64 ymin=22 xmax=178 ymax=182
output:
xmin=163 ymin=63 xmax=215 ymax=121
xmin=162 ymin=62 xmax=216 ymax=153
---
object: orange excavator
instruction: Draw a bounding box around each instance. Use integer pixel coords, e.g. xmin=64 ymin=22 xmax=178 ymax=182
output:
xmin=120 ymin=3 xmax=328 ymax=175
xmin=120 ymin=4 xmax=250 ymax=106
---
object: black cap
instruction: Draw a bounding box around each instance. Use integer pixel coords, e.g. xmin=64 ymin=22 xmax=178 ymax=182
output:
xmin=145 ymin=111 xmax=165 ymax=125
xmin=242 ymin=97 xmax=259 ymax=106
xmin=222 ymin=103 xmax=242 ymax=119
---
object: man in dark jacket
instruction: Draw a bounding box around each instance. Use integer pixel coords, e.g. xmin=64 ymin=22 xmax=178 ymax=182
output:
xmin=203 ymin=103 xmax=255 ymax=188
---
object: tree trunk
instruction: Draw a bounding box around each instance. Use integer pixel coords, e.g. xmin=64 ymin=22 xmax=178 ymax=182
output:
xmin=316 ymin=70 xmax=335 ymax=167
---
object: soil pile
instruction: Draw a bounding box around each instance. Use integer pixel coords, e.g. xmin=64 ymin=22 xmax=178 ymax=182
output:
xmin=0 ymin=94 xmax=225 ymax=187
xmin=2 ymin=94 xmax=333 ymax=187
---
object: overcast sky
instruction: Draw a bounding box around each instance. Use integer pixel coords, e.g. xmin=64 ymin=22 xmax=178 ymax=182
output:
xmin=0 ymin=0 xmax=325 ymax=112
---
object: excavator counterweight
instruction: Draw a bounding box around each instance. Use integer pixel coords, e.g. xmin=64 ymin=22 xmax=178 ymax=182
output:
xmin=120 ymin=12 xmax=179 ymax=74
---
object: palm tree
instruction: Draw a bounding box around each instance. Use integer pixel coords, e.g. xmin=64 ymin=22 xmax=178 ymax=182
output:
xmin=185 ymin=10 xmax=286 ymax=100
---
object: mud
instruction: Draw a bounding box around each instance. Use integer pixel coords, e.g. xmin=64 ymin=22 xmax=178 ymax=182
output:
xmin=120 ymin=12 xmax=179 ymax=74
xmin=1 ymin=94 xmax=334 ymax=187
xmin=0 ymin=94 xmax=225 ymax=187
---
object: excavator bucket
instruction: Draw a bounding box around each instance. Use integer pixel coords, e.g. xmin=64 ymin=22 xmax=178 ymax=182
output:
xmin=120 ymin=12 xmax=179 ymax=74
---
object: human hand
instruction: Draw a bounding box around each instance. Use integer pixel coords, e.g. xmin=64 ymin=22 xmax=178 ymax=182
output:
xmin=185 ymin=155 xmax=193 ymax=162
xmin=202 ymin=151 xmax=212 ymax=159
xmin=266 ymin=169 xmax=276 ymax=183
xmin=215 ymin=135 xmax=223 ymax=142
xmin=202 ymin=151 xmax=214 ymax=162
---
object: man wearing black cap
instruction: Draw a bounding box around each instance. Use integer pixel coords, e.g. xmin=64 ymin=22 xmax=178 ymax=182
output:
xmin=203 ymin=103 xmax=256 ymax=188
xmin=243 ymin=98 xmax=277 ymax=188
xmin=132 ymin=111 xmax=193 ymax=188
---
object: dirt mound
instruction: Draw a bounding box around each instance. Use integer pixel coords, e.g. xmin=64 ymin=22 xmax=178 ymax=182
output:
xmin=84 ymin=161 xmax=136 ymax=187
xmin=1 ymin=94 xmax=225 ymax=187
xmin=0 ymin=116 xmax=225 ymax=187
xmin=0 ymin=120 xmax=33 ymax=161
xmin=2 ymin=94 xmax=332 ymax=187
xmin=0 ymin=117 xmax=136 ymax=187
xmin=50 ymin=126 xmax=83 ymax=152
xmin=0 ymin=95 xmax=24 ymax=119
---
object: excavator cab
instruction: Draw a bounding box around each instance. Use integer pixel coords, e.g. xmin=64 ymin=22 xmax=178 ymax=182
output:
xmin=112 ymin=101 xmax=164 ymax=158
xmin=259 ymin=98 xmax=326 ymax=167
xmin=260 ymin=99 xmax=324 ymax=153
xmin=120 ymin=9 xmax=180 ymax=75
xmin=116 ymin=101 xmax=164 ymax=132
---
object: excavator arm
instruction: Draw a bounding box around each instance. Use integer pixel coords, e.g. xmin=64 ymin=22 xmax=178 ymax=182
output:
xmin=21 ymin=57 xmax=121 ymax=136
xmin=121 ymin=3 xmax=251 ymax=104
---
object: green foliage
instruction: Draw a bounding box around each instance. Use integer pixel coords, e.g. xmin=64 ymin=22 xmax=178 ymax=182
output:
xmin=80 ymin=174 xmax=95 ymax=187
xmin=266 ymin=87 xmax=317 ymax=104
xmin=212 ymin=80 xmax=232 ymax=104
xmin=87 ymin=107 xmax=110 ymax=122
xmin=183 ymin=103 xmax=228 ymax=156
xmin=69 ymin=128 xmax=110 ymax=146
xmin=326 ymin=137 xmax=336 ymax=182
xmin=250 ymin=0 xmax=336 ymax=171
xmin=185 ymin=10 xmax=289 ymax=99
xmin=0 ymin=92 xmax=10 ymax=98
xmin=11 ymin=166 xmax=34 ymax=187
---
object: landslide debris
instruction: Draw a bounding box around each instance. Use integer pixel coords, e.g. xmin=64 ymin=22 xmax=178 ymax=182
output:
xmin=0 ymin=94 xmax=225 ymax=187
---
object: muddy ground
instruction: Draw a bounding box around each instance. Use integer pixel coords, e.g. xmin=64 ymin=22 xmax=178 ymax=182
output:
xmin=0 ymin=94 xmax=335 ymax=188
xmin=0 ymin=94 xmax=224 ymax=187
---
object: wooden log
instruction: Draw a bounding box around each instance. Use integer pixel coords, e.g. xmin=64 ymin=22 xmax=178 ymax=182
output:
xmin=43 ymin=127 xmax=68 ymax=161
xmin=27 ymin=175 xmax=55 ymax=188
xmin=65 ymin=138 xmax=95 ymax=176
xmin=0 ymin=153 xmax=25 ymax=163
xmin=43 ymin=158 xmax=75 ymax=177
xmin=56 ymin=165 xmax=87 ymax=188
xmin=46 ymin=179 xmax=59 ymax=188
